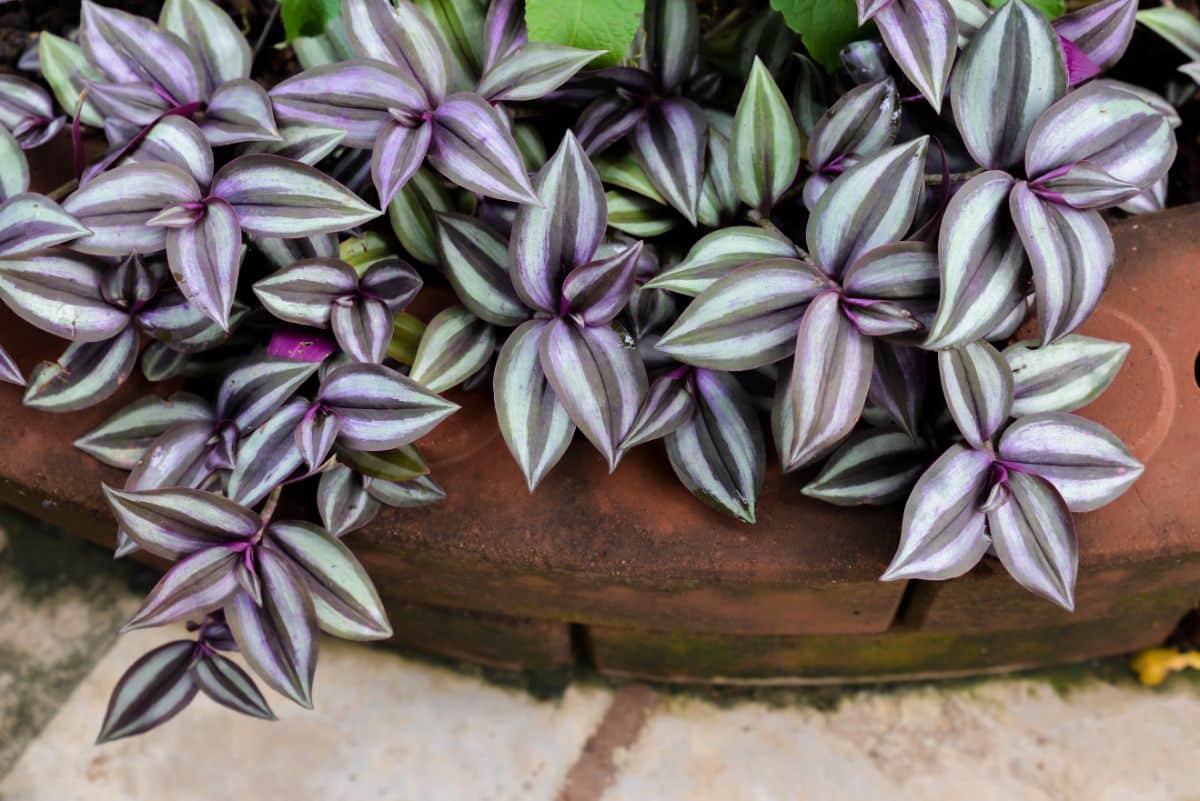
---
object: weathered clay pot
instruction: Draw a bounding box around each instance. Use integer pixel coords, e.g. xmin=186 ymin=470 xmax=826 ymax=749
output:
xmin=1 ymin=139 xmax=1196 ymax=684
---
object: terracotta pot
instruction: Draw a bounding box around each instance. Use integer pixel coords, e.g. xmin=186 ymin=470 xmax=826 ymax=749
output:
xmin=1 ymin=143 xmax=1197 ymax=683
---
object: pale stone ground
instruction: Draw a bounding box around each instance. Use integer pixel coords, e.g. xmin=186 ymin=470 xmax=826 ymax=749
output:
xmin=4 ymin=508 xmax=1200 ymax=801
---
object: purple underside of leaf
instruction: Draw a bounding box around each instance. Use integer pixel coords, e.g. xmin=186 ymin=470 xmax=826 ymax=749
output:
xmin=538 ymin=317 xmax=646 ymax=471
xmin=427 ymin=93 xmax=537 ymax=205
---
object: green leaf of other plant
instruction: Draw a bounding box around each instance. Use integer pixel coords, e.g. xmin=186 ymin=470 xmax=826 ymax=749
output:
xmin=280 ymin=0 xmax=341 ymax=42
xmin=525 ymin=0 xmax=644 ymax=67
xmin=986 ymin=0 xmax=1065 ymax=21
xmin=770 ymin=0 xmax=863 ymax=71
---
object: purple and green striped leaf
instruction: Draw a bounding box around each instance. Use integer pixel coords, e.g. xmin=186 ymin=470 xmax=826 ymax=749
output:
xmin=1004 ymin=335 xmax=1128 ymax=416
xmin=317 ymin=361 xmax=459 ymax=450
xmin=436 ymin=213 xmax=528 ymax=326
xmin=228 ymin=398 xmax=308 ymax=507
xmin=23 ymin=328 xmax=140 ymax=412
xmin=317 ymin=464 xmax=380 ymax=537
xmin=64 ymin=162 xmax=202 ymax=256
xmin=538 ymin=318 xmax=647 ymax=470
xmin=225 ymin=549 xmax=318 ymax=708
xmin=493 ymin=319 xmax=576 ymax=489
xmin=1010 ymin=181 xmax=1113 ymax=345
xmin=165 ymin=198 xmax=244 ymax=331
xmin=997 ymin=411 xmax=1142 ymax=511
xmin=807 ymin=137 xmax=930 ymax=278
xmin=96 ymin=641 xmax=198 ymax=743
xmin=1053 ymin=0 xmax=1136 ymax=71
xmin=75 ymin=392 xmax=212 ymax=469
xmin=644 ymin=226 xmax=799 ymax=297
xmin=803 ymin=428 xmax=932 ymax=506
xmin=731 ymin=58 xmax=801 ymax=212
xmin=987 ymin=470 xmax=1077 ymax=610
xmin=874 ymin=0 xmax=957 ymax=110
xmin=103 ymin=485 xmax=260 ymax=560
xmin=937 ymin=339 xmax=1013 ymax=449
xmin=657 ymin=259 xmax=831 ymax=370
xmin=620 ymin=369 xmax=696 ymax=450
xmin=269 ymin=60 xmax=425 ymax=148
xmin=0 ymin=252 xmax=128 ymax=342
xmin=950 ymin=0 xmax=1066 ymax=169
xmin=408 ymin=306 xmax=497 ymax=393
xmin=881 ymin=444 xmax=993 ymax=580
xmin=342 ymin=0 xmax=450 ymax=107
xmin=665 ymin=369 xmax=765 ymax=523
xmin=509 ymin=132 xmax=606 ymax=312
xmin=266 ymin=521 xmax=391 ymax=640
xmin=211 ymin=155 xmax=380 ymax=237
xmin=191 ymin=650 xmax=275 ymax=721
xmin=776 ymin=291 xmax=874 ymax=471
xmin=427 ymin=93 xmax=537 ymax=204
xmin=631 ymin=98 xmax=708 ymax=225
xmin=122 ymin=545 xmax=242 ymax=632
xmin=925 ymin=171 xmax=1026 ymax=349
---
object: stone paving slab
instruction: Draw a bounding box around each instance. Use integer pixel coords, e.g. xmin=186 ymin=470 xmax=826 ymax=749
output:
xmin=598 ymin=678 xmax=1200 ymax=801
xmin=0 ymin=509 xmax=148 ymax=776
xmin=0 ymin=629 xmax=614 ymax=801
